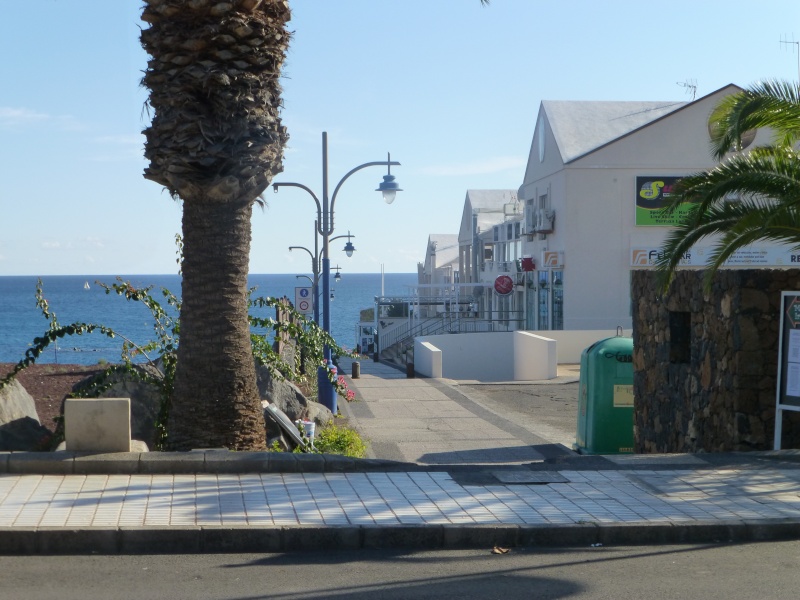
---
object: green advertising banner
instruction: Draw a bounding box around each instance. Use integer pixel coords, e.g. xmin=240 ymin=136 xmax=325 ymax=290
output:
xmin=635 ymin=176 xmax=694 ymax=226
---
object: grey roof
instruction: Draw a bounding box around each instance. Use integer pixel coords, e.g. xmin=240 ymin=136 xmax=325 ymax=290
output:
xmin=465 ymin=189 xmax=518 ymax=210
xmin=427 ymin=234 xmax=459 ymax=265
xmin=464 ymin=190 xmax=518 ymax=235
xmin=543 ymin=100 xmax=687 ymax=163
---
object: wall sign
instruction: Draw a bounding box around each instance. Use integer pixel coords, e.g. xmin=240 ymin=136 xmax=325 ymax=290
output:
xmin=635 ymin=176 xmax=695 ymax=226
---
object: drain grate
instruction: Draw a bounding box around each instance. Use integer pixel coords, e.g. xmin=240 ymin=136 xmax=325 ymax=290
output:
xmin=492 ymin=471 xmax=569 ymax=484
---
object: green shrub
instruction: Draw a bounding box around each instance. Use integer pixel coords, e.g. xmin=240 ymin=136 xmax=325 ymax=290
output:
xmin=313 ymin=423 xmax=367 ymax=458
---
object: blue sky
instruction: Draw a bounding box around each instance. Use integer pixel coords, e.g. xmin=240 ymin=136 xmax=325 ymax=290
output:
xmin=2 ymin=0 xmax=799 ymax=276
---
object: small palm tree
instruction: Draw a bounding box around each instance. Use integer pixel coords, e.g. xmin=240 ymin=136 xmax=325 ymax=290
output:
xmin=656 ymin=80 xmax=800 ymax=289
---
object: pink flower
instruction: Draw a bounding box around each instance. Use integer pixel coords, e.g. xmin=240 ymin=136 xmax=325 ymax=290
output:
xmin=346 ymin=390 xmax=356 ymax=401
xmin=338 ymin=375 xmax=346 ymax=386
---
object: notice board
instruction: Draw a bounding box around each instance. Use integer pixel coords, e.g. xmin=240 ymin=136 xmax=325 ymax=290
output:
xmin=774 ymin=292 xmax=800 ymax=448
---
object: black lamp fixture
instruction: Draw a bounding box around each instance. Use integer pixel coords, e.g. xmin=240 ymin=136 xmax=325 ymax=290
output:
xmin=376 ymin=153 xmax=402 ymax=204
xmin=333 ymin=265 xmax=342 ymax=282
xmin=342 ymin=231 xmax=356 ymax=257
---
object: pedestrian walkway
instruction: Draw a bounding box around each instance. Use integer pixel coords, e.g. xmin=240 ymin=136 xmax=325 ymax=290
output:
xmin=337 ymin=356 xmax=580 ymax=464
xmin=1 ymin=358 xmax=800 ymax=554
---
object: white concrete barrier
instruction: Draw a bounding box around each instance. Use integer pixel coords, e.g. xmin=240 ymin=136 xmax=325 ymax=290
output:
xmin=416 ymin=331 xmax=557 ymax=382
xmin=64 ymin=397 xmax=132 ymax=453
xmin=415 ymin=341 xmax=443 ymax=378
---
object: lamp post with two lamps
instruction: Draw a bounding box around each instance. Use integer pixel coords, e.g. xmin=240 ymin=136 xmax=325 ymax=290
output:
xmin=274 ymin=132 xmax=401 ymax=413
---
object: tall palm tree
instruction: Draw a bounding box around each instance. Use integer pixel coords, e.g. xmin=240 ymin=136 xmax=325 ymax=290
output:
xmin=140 ymin=0 xmax=291 ymax=450
xmin=656 ymin=80 xmax=800 ymax=289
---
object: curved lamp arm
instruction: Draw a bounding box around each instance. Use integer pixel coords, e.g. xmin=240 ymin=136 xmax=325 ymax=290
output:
xmin=273 ymin=182 xmax=323 ymax=229
xmin=329 ymin=160 xmax=400 ymax=233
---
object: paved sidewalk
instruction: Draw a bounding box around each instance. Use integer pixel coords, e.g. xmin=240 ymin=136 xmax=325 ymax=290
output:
xmin=1 ymin=358 xmax=800 ymax=554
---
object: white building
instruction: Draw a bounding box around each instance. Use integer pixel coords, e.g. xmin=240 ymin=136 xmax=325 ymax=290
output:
xmin=517 ymin=83 xmax=778 ymax=331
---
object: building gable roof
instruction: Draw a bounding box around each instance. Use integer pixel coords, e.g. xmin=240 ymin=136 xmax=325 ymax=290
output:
xmin=543 ymin=100 xmax=687 ymax=164
xmin=458 ymin=190 xmax=518 ymax=244
xmin=541 ymin=84 xmax=744 ymax=164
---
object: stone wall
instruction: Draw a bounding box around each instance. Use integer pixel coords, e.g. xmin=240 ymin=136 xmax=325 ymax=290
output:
xmin=631 ymin=269 xmax=800 ymax=453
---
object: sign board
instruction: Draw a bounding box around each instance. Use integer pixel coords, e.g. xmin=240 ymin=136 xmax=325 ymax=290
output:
xmin=541 ymin=251 xmax=563 ymax=269
xmin=494 ymin=275 xmax=514 ymax=296
xmin=635 ymin=176 xmax=695 ymax=226
xmin=294 ymin=286 xmax=313 ymax=315
xmin=775 ymin=292 xmax=800 ymax=449
xmin=630 ymin=245 xmax=800 ymax=268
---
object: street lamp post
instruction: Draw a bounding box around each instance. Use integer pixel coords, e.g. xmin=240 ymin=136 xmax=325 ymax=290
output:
xmin=290 ymin=230 xmax=356 ymax=324
xmin=274 ymin=132 xmax=400 ymax=413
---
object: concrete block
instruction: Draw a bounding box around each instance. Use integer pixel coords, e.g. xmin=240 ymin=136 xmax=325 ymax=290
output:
xmin=744 ymin=519 xmax=800 ymax=542
xmin=322 ymin=454 xmax=356 ymax=472
xmin=443 ymin=525 xmax=520 ymax=549
xmin=202 ymin=526 xmax=282 ymax=553
xmin=0 ymin=528 xmax=37 ymax=555
xmin=7 ymin=452 xmax=75 ymax=474
xmin=65 ymin=398 xmax=131 ymax=453
xmin=265 ymin=452 xmax=301 ymax=473
xmin=281 ymin=526 xmax=361 ymax=551
xmin=119 ymin=526 xmax=201 ymax=554
xmin=72 ymin=452 xmax=141 ymax=474
xmin=518 ymin=523 xmax=598 ymax=547
xmin=203 ymin=451 xmax=270 ymax=473
xmin=361 ymin=524 xmax=444 ymax=550
xmin=139 ymin=451 xmax=205 ymax=474
xmin=36 ymin=527 xmax=119 ymax=555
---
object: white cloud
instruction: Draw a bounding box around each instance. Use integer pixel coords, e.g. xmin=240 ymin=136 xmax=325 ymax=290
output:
xmin=421 ymin=156 xmax=526 ymax=177
xmin=41 ymin=241 xmax=61 ymax=249
xmin=0 ymin=107 xmax=81 ymax=131
xmin=88 ymin=133 xmax=145 ymax=161
xmin=0 ymin=106 xmax=49 ymax=127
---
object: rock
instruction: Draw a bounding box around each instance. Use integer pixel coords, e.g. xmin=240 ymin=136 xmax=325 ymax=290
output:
xmin=70 ymin=364 xmax=164 ymax=449
xmin=0 ymin=378 xmax=40 ymax=424
xmin=0 ymin=379 xmax=50 ymax=451
xmin=0 ymin=416 xmax=52 ymax=451
xmin=255 ymin=363 xmax=333 ymax=427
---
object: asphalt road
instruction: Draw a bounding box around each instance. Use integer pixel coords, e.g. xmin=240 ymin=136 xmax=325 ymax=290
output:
xmin=3 ymin=542 xmax=799 ymax=599
xmin=456 ymin=381 xmax=580 ymax=449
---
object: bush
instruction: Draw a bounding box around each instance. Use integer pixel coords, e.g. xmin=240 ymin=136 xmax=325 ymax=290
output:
xmin=313 ymin=423 xmax=367 ymax=458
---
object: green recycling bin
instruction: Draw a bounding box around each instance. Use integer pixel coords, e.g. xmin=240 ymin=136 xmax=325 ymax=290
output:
xmin=574 ymin=335 xmax=634 ymax=454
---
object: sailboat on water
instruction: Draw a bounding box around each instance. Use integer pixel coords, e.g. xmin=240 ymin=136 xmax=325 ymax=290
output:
xmin=84 ymin=281 xmax=90 ymax=290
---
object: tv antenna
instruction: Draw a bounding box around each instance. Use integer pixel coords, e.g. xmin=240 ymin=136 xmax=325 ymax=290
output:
xmin=780 ymin=35 xmax=800 ymax=82
xmin=676 ymin=79 xmax=697 ymax=100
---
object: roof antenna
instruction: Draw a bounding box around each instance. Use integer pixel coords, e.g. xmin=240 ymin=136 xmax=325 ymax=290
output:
xmin=780 ymin=35 xmax=800 ymax=83
xmin=676 ymin=79 xmax=697 ymax=101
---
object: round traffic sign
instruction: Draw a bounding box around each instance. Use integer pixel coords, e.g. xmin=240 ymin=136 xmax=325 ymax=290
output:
xmin=494 ymin=275 xmax=514 ymax=295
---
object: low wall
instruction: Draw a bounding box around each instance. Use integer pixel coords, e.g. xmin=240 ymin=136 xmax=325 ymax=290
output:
xmin=537 ymin=329 xmax=632 ymax=363
xmin=415 ymin=331 xmax=556 ymax=381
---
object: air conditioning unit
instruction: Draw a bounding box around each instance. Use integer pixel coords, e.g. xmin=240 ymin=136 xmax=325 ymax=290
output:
xmin=534 ymin=209 xmax=555 ymax=234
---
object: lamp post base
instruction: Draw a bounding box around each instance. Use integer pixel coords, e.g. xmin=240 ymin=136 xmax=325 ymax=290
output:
xmin=317 ymin=365 xmax=337 ymax=415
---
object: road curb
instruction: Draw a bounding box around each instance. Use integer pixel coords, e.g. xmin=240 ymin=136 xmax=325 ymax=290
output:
xmin=3 ymin=520 xmax=800 ymax=555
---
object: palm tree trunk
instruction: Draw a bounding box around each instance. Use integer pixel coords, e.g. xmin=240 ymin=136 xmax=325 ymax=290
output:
xmin=167 ymin=197 xmax=266 ymax=451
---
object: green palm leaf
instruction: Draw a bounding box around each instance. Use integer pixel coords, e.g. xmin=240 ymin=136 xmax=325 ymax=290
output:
xmin=656 ymin=80 xmax=800 ymax=290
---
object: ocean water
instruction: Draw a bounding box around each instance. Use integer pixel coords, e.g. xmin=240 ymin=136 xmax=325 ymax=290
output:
xmin=0 ymin=273 xmax=416 ymax=366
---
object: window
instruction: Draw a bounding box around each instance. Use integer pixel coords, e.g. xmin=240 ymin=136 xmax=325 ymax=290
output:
xmin=669 ymin=311 xmax=691 ymax=364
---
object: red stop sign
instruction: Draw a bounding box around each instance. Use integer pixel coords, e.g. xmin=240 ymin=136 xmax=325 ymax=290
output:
xmin=494 ymin=275 xmax=514 ymax=295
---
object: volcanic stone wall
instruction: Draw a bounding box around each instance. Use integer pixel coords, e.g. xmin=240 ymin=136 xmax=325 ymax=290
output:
xmin=631 ymin=269 xmax=800 ymax=452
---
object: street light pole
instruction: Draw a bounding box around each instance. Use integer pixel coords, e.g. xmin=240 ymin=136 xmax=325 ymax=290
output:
xmin=290 ymin=230 xmax=354 ymax=325
xmin=274 ymin=132 xmax=400 ymax=414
